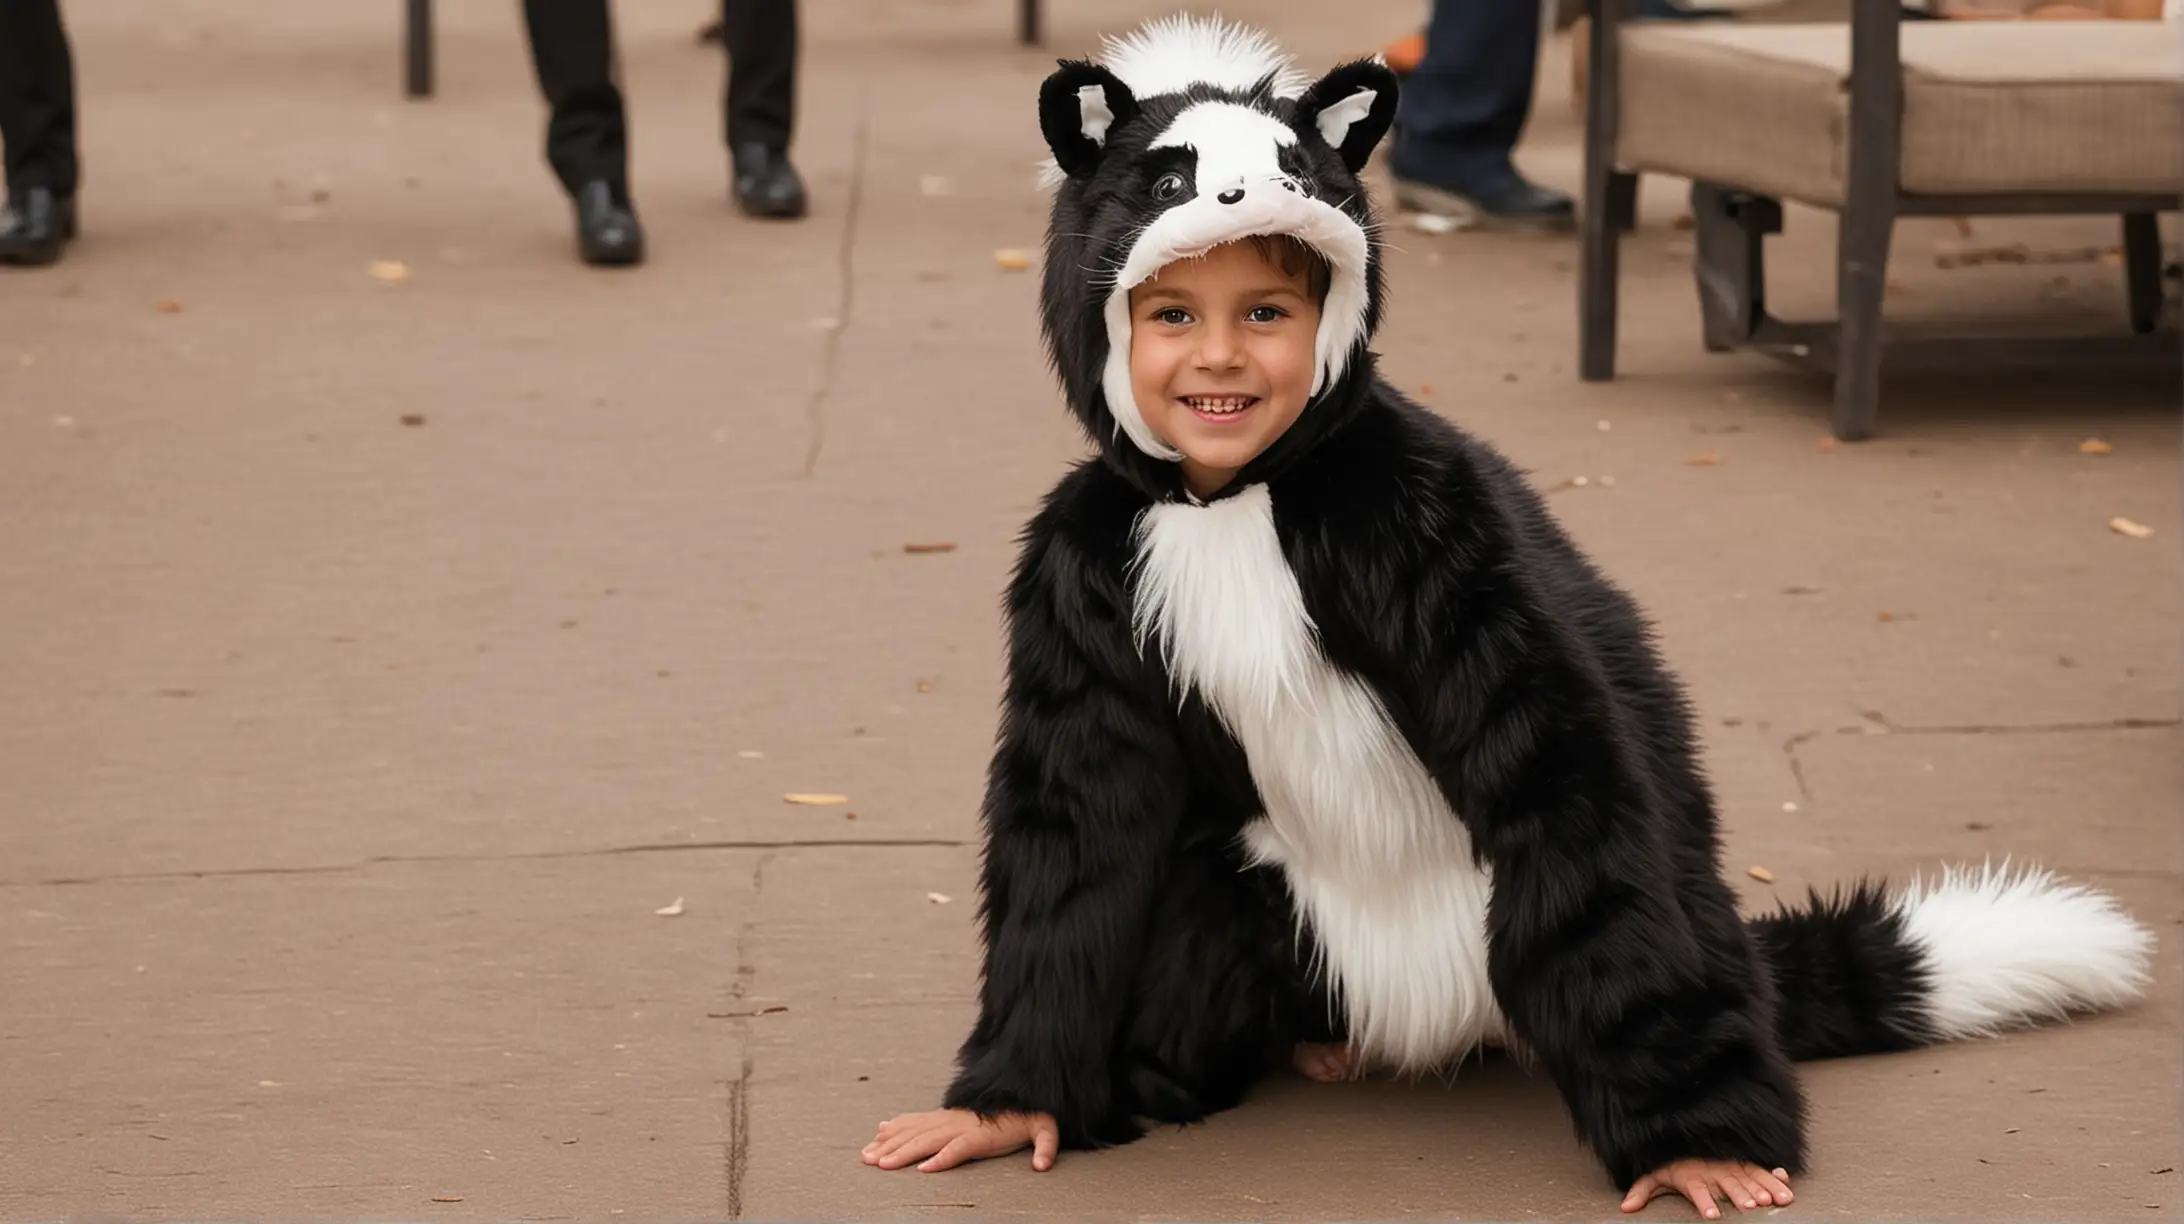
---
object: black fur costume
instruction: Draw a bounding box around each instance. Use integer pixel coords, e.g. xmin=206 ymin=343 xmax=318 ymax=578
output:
xmin=938 ymin=16 xmax=2151 ymax=1189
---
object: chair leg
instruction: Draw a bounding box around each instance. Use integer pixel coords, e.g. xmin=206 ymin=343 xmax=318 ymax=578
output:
xmin=1578 ymin=1 xmax=1631 ymax=382
xmin=1832 ymin=193 xmax=1894 ymax=441
xmin=1581 ymin=172 xmax=1635 ymax=381
xmin=2123 ymin=212 xmax=2162 ymax=334
xmin=1691 ymin=183 xmax=1778 ymax=354
xmin=405 ymin=0 xmax=433 ymax=98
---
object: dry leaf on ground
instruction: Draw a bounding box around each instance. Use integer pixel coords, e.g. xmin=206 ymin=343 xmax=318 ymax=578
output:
xmin=654 ymin=897 xmax=685 ymax=917
xmin=399 ymin=414 xmax=426 ymax=427
xmin=1748 ymin=866 xmax=1777 ymax=883
xmin=785 ymin=793 xmax=850 ymax=805
xmin=431 ymin=1197 xmax=464 ymax=1204
xmin=155 ymin=300 xmax=183 ymax=313
xmin=370 ymin=260 xmax=411 ymax=284
xmin=993 ymin=248 xmax=1032 ymax=271
xmin=2079 ymin=438 xmax=2113 ymax=455
xmin=928 ymin=892 xmax=953 ymax=904
xmin=2109 ymin=516 xmax=2154 ymax=539
xmin=903 ymin=541 xmax=957 ymax=554
xmin=1686 ymin=452 xmax=1722 ymax=467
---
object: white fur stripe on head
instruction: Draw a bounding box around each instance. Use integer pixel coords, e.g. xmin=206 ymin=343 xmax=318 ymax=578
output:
xmin=1098 ymin=13 xmax=1309 ymax=100
xmin=1894 ymin=861 xmax=2153 ymax=1041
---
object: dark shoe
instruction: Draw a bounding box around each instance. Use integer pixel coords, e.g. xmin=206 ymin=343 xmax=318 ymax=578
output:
xmin=731 ymin=144 xmax=807 ymax=220
xmin=0 ymin=187 xmax=76 ymax=267
xmin=1392 ymin=172 xmax=1576 ymax=233
xmin=574 ymin=180 xmax=644 ymax=267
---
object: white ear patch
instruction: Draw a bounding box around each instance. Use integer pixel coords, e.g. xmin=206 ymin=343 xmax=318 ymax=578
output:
xmin=1315 ymin=87 xmax=1378 ymax=152
xmin=1077 ymin=83 xmax=1117 ymax=146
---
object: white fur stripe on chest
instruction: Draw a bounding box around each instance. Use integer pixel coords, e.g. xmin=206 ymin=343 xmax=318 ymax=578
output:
xmin=1131 ymin=484 xmax=1501 ymax=1071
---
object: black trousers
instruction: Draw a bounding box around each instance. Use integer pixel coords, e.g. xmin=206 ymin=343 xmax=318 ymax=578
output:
xmin=0 ymin=0 xmax=79 ymax=198
xmin=522 ymin=0 xmax=796 ymax=199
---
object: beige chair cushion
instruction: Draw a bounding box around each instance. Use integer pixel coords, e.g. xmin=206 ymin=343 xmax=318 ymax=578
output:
xmin=1615 ymin=21 xmax=2184 ymax=206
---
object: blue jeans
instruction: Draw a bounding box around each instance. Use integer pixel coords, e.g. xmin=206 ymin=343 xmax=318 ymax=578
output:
xmin=1390 ymin=0 xmax=1706 ymax=192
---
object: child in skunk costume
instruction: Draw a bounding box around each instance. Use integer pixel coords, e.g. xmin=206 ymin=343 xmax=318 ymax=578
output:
xmin=863 ymin=16 xmax=2154 ymax=1217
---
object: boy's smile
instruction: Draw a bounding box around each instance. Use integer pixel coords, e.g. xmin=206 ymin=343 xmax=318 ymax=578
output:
xmin=1128 ymin=238 xmax=1324 ymax=498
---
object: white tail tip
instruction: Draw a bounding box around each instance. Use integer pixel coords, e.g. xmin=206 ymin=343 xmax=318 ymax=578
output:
xmin=1896 ymin=861 xmax=2155 ymax=1042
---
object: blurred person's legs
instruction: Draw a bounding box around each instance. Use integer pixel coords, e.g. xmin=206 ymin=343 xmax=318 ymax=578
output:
xmin=721 ymin=0 xmax=805 ymax=219
xmin=523 ymin=0 xmax=646 ymax=266
xmin=0 ymin=0 xmax=80 ymax=266
xmin=1389 ymin=0 xmax=1574 ymax=230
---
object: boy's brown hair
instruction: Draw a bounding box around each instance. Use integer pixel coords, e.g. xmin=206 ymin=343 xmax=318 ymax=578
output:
xmin=1241 ymin=233 xmax=1333 ymax=305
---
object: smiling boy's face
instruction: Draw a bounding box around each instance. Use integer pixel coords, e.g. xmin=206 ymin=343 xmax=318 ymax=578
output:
xmin=1127 ymin=237 xmax=1326 ymax=498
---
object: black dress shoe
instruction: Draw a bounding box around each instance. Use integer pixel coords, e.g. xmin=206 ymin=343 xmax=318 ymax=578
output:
xmin=0 ymin=186 xmax=77 ymax=267
xmin=731 ymin=144 xmax=807 ymax=220
xmin=1391 ymin=171 xmax=1576 ymax=233
xmin=573 ymin=180 xmax=644 ymax=267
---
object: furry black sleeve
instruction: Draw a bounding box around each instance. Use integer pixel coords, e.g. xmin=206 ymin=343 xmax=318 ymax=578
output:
xmin=1453 ymin=641 xmax=1807 ymax=1188
xmin=941 ymin=471 xmax=1186 ymax=1149
xmin=1293 ymin=404 xmax=1806 ymax=1188
xmin=1417 ymin=478 xmax=1805 ymax=1187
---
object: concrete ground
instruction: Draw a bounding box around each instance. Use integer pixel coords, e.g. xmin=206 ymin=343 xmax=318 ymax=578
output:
xmin=2 ymin=0 xmax=2177 ymax=1219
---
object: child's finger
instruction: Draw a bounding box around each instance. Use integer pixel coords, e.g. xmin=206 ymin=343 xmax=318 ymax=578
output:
xmin=1753 ymin=1168 xmax=1794 ymax=1204
xmin=919 ymin=1135 xmax=978 ymax=1173
xmin=871 ymin=1125 xmax=930 ymax=1163
xmin=1620 ymin=1174 xmax=1661 ymax=1213
xmin=1681 ymin=1178 xmax=1721 ymax=1221
xmin=1717 ymin=1172 xmax=1761 ymax=1210
xmin=875 ymin=1127 xmax=951 ymax=1169
xmin=1031 ymin=1121 xmax=1060 ymax=1172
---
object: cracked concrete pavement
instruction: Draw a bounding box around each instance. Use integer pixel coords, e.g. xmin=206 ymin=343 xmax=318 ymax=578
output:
xmin=1 ymin=0 xmax=2178 ymax=1218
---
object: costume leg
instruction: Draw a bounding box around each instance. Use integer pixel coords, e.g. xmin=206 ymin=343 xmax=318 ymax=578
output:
xmin=0 ymin=0 xmax=79 ymax=198
xmin=1111 ymin=850 xmax=1309 ymax=1124
xmin=521 ymin=0 xmax=630 ymax=198
xmin=720 ymin=0 xmax=796 ymax=152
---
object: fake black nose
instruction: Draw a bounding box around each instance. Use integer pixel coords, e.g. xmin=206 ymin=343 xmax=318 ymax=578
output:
xmin=1216 ymin=188 xmax=1244 ymax=205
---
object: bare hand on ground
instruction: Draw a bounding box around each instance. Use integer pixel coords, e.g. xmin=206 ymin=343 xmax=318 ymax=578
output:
xmin=862 ymin=1108 xmax=1060 ymax=1172
xmin=1621 ymin=1159 xmax=1794 ymax=1218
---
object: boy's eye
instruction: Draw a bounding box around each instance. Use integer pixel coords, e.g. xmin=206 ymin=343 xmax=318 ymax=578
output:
xmin=1150 ymin=173 xmax=1187 ymax=203
xmin=1247 ymin=305 xmax=1288 ymax=323
xmin=1154 ymin=307 xmax=1192 ymax=325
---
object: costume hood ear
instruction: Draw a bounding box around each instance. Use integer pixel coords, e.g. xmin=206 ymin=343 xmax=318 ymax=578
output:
xmin=1294 ymin=59 xmax=1399 ymax=173
xmin=1038 ymin=60 xmax=1140 ymax=179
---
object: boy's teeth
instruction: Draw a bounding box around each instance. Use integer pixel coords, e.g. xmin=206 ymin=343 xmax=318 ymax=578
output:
xmin=1186 ymin=396 xmax=1254 ymax=414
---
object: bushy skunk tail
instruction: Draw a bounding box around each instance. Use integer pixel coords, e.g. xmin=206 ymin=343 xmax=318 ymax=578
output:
xmin=1747 ymin=862 xmax=2154 ymax=1062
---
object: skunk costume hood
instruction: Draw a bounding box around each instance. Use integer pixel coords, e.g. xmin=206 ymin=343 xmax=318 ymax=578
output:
xmin=1035 ymin=17 xmax=1399 ymax=501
